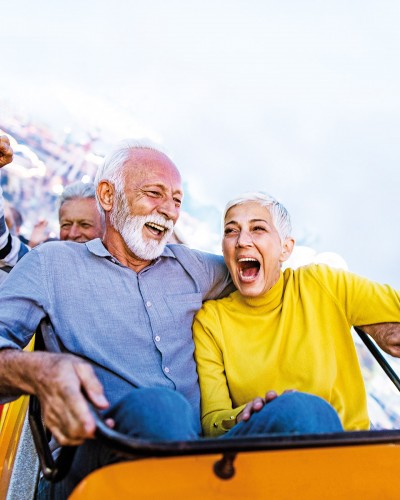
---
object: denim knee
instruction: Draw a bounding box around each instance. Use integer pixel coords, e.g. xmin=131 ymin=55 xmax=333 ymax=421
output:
xmin=225 ymin=391 xmax=343 ymax=438
xmin=107 ymin=387 xmax=200 ymax=440
xmin=270 ymin=391 xmax=343 ymax=433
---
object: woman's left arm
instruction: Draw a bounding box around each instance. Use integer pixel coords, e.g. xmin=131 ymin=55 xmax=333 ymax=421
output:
xmin=330 ymin=266 xmax=400 ymax=356
xmin=193 ymin=306 xmax=245 ymax=437
xmin=317 ymin=266 xmax=400 ymax=340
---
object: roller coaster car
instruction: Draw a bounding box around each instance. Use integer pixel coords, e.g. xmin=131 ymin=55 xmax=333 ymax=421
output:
xmin=1 ymin=325 xmax=400 ymax=500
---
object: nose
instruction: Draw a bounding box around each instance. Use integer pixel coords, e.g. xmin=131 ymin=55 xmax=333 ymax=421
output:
xmin=67 ymin=223 xmax=82 ymax=241
xmin=236 ymin=230 xmax=253 ymax=247
xmin=158 ymin=197 xmax=180 ymax=223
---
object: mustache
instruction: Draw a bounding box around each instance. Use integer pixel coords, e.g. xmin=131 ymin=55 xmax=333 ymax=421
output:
xmin=142 ymin=214 xmax=174 ymax=231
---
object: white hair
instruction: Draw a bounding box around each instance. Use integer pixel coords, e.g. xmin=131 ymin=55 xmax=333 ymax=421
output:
xmin=58 ymin=181 xmax=105 ymax=227
xmin=223 ymin=191 xmax=292 ymax=242
xmin=94 ymin=138 xmax=166 ymax=215
xmin=58 ymin=181 xmax=96 ymax=208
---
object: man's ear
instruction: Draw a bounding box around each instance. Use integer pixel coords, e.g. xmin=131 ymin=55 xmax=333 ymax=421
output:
xmin=279 ymin=237 xmax=295 ymax=263
xmin=97 ymin=180 xmax=115 ymax=213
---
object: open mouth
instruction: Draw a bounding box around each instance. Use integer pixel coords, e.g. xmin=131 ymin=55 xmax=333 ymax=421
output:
xmin=145 ymin=222 xmax=168 ymax=237
xmin=237 ymin=257 xmax=261 ymax=282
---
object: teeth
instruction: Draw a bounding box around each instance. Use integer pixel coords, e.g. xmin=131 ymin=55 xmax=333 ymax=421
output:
xmin=146 ymin=222 xmax=165 ymax=231
xmin=238 ymin=258 xmax=258 ymax=262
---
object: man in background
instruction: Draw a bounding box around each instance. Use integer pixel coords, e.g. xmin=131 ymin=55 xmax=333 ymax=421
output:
xmin=58 ymin=181 xmax=105 ymax=242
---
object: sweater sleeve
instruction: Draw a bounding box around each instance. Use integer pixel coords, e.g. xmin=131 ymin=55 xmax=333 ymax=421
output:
xmin=308 ymin=265 xmax=400 ymax=326
xmin=193 ymin=302 xmax=245 ymax=437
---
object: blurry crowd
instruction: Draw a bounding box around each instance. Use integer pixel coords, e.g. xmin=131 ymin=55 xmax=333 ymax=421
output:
xmin=0 ymin=115 xmax=105 ymax=241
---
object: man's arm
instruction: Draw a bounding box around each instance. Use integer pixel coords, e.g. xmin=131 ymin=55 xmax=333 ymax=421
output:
xmin=361 ymin=323 xmax=400 ymax=357
xmin=0 ymin=348 xmax=110 ymax=445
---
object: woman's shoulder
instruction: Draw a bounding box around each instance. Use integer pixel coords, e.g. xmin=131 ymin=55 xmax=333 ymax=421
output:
xmin=284 ymin=263 xmax=350 ymax=291
xmin=196 ymin=291 xmax=238 ymax=316
xmin=286 ymin=262 xmax=345 ymax=277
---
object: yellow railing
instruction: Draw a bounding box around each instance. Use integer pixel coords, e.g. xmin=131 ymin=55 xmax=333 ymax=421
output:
xmin=0 ymin=338 xmax=35 ymax=499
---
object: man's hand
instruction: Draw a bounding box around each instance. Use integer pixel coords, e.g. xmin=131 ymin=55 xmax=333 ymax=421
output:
xmin=237 ymin=390 xmax=295 ymax=423
xmin=0 ymin=135 xmax=13 ymax=168
xmin=32 ymin=352 xmax=110 ymax=446
xmin=361 ymin=323 xmax=400 ymax=357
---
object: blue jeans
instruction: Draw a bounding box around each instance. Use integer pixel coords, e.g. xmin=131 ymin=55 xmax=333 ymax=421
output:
xmin=224 ymin=391 xmax=343 ymax=438
xmin=36 ymin=389 xmax=342 ymax=499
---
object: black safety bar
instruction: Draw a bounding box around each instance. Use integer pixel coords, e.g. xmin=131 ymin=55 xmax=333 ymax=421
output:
xmin=354 ymin=326 xmax=400 ymax=392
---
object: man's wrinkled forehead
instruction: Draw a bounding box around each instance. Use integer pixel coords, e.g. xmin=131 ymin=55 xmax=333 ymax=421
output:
xmin=123 ymin=148 xmax=182 ymax=190
xmin=125 ymin=147 xmax=175 ymax=169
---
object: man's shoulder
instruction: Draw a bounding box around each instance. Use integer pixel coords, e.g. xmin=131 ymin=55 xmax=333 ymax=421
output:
xmin=30 ymin=240 xmax=92 ymax=265
xmin=34 ymin=240 xmax=86 ymax=255
xmin=166 ymin=244 xmax=224 ymax=265
xmin=166 ymin=244 xmax=226 ymax=280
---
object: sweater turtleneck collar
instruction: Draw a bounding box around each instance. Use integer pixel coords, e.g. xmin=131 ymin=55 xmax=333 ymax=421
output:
xmin=234 ymin=271 xmax=284 ymax=309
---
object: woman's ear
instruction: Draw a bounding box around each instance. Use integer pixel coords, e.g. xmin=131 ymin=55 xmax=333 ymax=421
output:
xmin=97 ymin=180 xmax=115 ymax=213
xmin=279 ymin=237 xmax=295 ymax=263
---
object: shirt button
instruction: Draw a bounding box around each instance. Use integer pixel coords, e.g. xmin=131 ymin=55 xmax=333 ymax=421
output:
xmin=155 ymin=336 xmax=161 ymax=342
xmin=146 ymin=301 xmax=152 ymax=307
xmin=164 ymin=367 xmax=170 ymax=373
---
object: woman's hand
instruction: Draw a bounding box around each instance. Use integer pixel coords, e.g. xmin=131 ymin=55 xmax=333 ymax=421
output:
xmin=236 ymin=390 xmax=295 ymax=423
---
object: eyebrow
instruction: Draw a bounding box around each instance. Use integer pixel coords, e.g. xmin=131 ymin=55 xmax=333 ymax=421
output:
xmin=60 ymin=218 xmax=95 ymax=223
xmin=143 ymin=183 xmax=183 ymax=196
xmin=225 ymin=218 xmax=270 ymax=226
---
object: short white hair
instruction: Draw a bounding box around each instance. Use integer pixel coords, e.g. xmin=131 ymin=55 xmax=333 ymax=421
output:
xmin=223 ymin=191 xmax=292 ymax=242
xmin=94 ymin=139 xmax=165 ymax=214
xmin=58 ymin=181 xmax=96 ymax=209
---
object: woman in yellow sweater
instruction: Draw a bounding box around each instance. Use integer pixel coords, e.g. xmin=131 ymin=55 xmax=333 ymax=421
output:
xmin=193 ymin=192 xmax=400 ymax=438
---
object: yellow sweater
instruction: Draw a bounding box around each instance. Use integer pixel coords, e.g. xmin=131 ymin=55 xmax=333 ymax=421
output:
xmin=193 ymin=264 xmax=400 ymax=437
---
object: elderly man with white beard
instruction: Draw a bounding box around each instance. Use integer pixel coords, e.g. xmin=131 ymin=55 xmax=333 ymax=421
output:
xmin=0 ymin=140 xmax=234 ymax=499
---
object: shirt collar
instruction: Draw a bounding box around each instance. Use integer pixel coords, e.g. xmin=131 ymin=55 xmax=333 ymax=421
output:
xmin=85 ymin=238 xmax=177 ymax=261
xmin=85 ymin=238 xmax=112 ymax=257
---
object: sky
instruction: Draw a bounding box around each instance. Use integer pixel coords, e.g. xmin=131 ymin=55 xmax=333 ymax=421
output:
xmin=1 ymin=0 xmax=400 ymax=287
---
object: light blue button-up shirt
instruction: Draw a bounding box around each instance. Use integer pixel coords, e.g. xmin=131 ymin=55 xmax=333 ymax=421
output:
xmin=0 ymin=238 xmax=233 ymax=432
